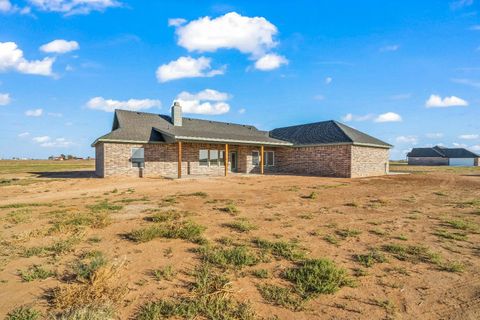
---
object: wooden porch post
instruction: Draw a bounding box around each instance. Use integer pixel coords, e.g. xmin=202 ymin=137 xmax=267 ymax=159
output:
xmin=177 ymin=141 xmax=182 ymax=179
xmin=260 ymin=145 xmax=264 ymax=175
xmin=224 ymin=144 xmax=229 ymax=177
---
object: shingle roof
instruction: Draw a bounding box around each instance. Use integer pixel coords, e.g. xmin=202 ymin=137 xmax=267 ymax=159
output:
xmin=94 ymin=109 xmax=292 ymax=146
xmin=93 ymin=109 xmax=391 ymax=148
xmin=407 ymin=146 xmax=479 ymax=158
xmin=269 ymin=120 xmax=392 ymax=148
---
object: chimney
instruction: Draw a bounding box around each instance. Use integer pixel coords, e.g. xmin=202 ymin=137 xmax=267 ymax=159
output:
xmin=171 ymin=101 xmax=182 ymax=126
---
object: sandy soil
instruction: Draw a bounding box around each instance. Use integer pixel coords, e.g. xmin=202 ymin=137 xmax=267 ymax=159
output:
xmin=0 ymin=167 xmax=479 ymax=319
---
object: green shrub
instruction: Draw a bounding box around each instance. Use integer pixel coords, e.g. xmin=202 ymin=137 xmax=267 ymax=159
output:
xmin=223 ymin=218 xmax=257 ymax=233
xmin=252 ymin=238 xmax=305 ymax=261
xmin=219 ymin=203 xmax=239 ymax=214
xmin=354 ymin=250 xmax=388 ymax=267
xmin=6 ymin=306 xmax=41 ymax=320
xmin=257 ymin=284 xmax=304 ymax=310
xmin=382 ymin=243 xmax=441 ymax=264
xmin=196 ymin=245 xmax=259 ymax=269
xmin=336 ymin=228 xmax=362 ymax=239
xmin=283 ymin=259 xmax=353 ymax=298
xmin=251 ymin=269 xmax=270 ymax=278
xmin=73 ymin=251 xmax=108 ymax=281
xmin=128 ymin=220 xmax=205 ymax=243
xmin=55 ymin=304 xmax=115 ymax=320
xmin=18 ymin=265 xmax=55 ymax=282
xmin=152 ymin=265 xmax=176 ymax=281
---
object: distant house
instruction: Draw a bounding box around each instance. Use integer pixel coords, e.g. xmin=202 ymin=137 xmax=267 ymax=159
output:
xmin=407 ymin=146 xmax=479 ymax=166
xmin=92 ymin=103 xmax=392 ymax=178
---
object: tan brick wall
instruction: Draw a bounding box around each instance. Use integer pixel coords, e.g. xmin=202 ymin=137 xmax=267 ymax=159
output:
xmin=95 ymin=143 xmax=104 ymax=177
xmin=274 ymin=145 xmax=352 ymax=177
xmin=407 ymin=157 xmax=448 ymax=166
xmin=350 ymin=145 xmax=389 ymax=178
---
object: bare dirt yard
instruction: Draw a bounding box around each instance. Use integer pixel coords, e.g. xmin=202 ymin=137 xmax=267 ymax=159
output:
xmin=0 ymin=160 xmax=479 ymax=320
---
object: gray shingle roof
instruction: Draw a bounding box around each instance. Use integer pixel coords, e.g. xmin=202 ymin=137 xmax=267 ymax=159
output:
xmin=269 ymin=120 xmax=392 ymax=148
xmin=93 ymin=109 xmax=391 ymax=148
xmin=407 ymin=146 xmax=479 ymax=158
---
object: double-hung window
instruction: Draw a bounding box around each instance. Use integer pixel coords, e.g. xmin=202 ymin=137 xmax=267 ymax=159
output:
xmin=131 ymin=147 xmax=145 ymax=168
xmin=199 ymin=149 xmax=209 ymax=166
xmin=252 ymin=151 xmax=260 ymax=166
xmin=264 ymin=151 xmax=275 ymax=167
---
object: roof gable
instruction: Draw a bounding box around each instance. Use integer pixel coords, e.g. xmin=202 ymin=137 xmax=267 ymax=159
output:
xmin=407 ymin=146 xmax=479 ymax=158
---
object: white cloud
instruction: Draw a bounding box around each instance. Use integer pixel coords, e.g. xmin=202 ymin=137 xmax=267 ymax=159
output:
xmin=25 ymin=108 xmax=43 ymax=117
xmin=40 ymin=137 xmax=72 ymax=147
xmin=0 ymin=42 xmax=55 ymax=76
xmin=325 ymin=77 xmax=333 ymax=84
xmin=86 ymin=97 xmax=161 ymax=112
xmin=40 ymin=39 xmax=79 ymax=54
xmin=18 ymin=132 xmax=30 ymax=137
xmin=459 ymin=134 xmax=479 ymax=140
xmin=380 ymin=44 xmax=400 ymax=52
xmin=0 ymin=0 xmax=13 ymax=12
xmin=168 ymin=18 xmax=186 ymax=27
xmin=0 ymin=92 xmax=11 ymax=105
xmin=173 ymin=12 xmax=278 ymax=57
xmin=451 ymin=78 xmax=480 ymax=88
xmin=470 ymin=144 xmax=480 ymax=151
xmin=28 ymin=0 xmax=122 ymax=15
xmin=425 ymin=94 xmax=468 ymax=108
xmin=374 ymin=112 xmax=402 ymax=123
xmin=238 ymin=108 xmax=246 ymax=114
xmin=341 ymin=113 xmax=374 ymax=122
xmin=175 ymin=89 xmax=231 ymax=115
xmin=396 ymin=135 xmax=418 ymax=144
xmin=426 ymin=133 xmax=444 ymax=139
xmin=254 ymin=53 xmax=288 ymax=71
xmin=32 ymin=135 xmax=50 ymax=143
xmin=156 ymin=56 xmax=224 ymax=82
xmin=452 ymin=142 xmax=468 ymax=148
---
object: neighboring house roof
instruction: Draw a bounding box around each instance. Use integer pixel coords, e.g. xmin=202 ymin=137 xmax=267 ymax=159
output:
xmin=407 ymin=146 xmax=479 ymax=158
xmin=92 ymin=109 xmax=391 ymax=148
xmin=269 ymin=120 xmax=392 ymax=148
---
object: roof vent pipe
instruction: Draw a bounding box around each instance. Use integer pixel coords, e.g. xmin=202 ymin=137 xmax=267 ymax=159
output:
xmin=171 ymin=101 xmax=182 ymax=126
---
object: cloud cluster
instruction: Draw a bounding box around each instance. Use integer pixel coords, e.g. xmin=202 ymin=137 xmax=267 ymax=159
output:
xmin=87 ymin=97 xmax=161 ymax=112
xmin=342 ymin=112 xmax=402 ymax=123
xmin=0 ymin=92 xmax=11 ymax=105
xmin=0 ymin=42 xmax=55 ymax=76
xmin=396 ymin=135 xmax=418 ymax=144
xmin=40 ymin=39 xmax=79 ymax=53
xmin=28 ymin=0 xmax=121 ymax=15
xmin=459 ymin=134 xmax=479 ymax=140
xmin=156 ymin=56 xmax=224 ymax=83
xmin=380 ymin=44 xmax=400 ymax=52
xmin=425 ymin=94 xmax=468 ymax=108
xmin=161 ymin=12 xmax=287 ymax=79
xmin=25 ymin=108 xmax=43 ymax=117
xmin=32 ymin=135 xmax=72 ymax=147
xmin=175 ymin=89 xmax=231 ymax=115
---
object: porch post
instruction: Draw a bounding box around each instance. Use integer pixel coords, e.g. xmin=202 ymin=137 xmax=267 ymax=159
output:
xmin=225 ymin=144 xmax=229 ymax=177
xmin=177 ymin=141 xmax=182 ymax=179
xmin=260 ymin=145 xmax=264 ymax=175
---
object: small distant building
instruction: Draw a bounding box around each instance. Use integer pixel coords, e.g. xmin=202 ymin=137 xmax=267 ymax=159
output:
xmin=407 ymin=146 xmax=479 ymax=166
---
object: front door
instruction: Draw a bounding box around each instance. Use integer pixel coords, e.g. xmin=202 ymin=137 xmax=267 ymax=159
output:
xmin=229 ymin=151 xmax=237 ymax=172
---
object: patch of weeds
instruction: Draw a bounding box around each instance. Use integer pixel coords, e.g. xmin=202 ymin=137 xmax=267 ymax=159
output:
xmin=283 ymin=259 xmax=353 ymax=298
xmin=438 ymin=260 xmax=464 ymax=273
xmin=6 ymin=306 xmax=41 ymax=320
xmin=323 ymin=234 xmax=339 ymax=245
xmin=18 ymin=265 xmax=55 ymax=282
xmin=252 ymin=238 xmax=305 ymax=261
xmin=382 ymin=243 xmax=442 ymax=265
xmin=455 ymin=199 xmax=480 ymax=208
xmin=394 ymin=234 xmax=408 ymax=241
xmin=86 ymin=200 xmax=122 ymax=213
xmin=445 ymin=219 xmax=479 ymax=232
xmin=354 ymin=249 xmax=388 ymax=268
xmin=302 ymin=192 xmax=318 ymax=200
xmin=6 ymin=209 xmax=32 ymax=224
xmin=127 ymin=220 xmax=206 ymax=244
xmin=50 ymin=262 xmax=128 ymax=310
xmin=0 ymin=202 xmax=51 ymax=209
xmin=434 ymin=229 xmax=468 ymax=241
xmin=161 ymin=196 xmax=178 ymax=205
xmin=23 ymin=236 xmax=81 ymax=258
xmin=114 ymin=196 xmax=149 ymax=204
xmin=180 ymin=192 xmax=208 ymax=198
xmin=54 ymin=304 xmax=115 ymax=320
xmin=50 ymin=211 xmax=111 ymax=232
xmin=135 ymin=263 xmax=256 ymax=320
xmin=372 ymin=299 xmax=396 ymax=316
xmin=433 ymin=191 xmax=447 ymax=196
xmin=336 ymin=228 xmax=362 ymax=239
xmin=298 ymin=213 xmax=314 ymax=219
xmin=257 ymin=284 xmax=304 ymax=311
xmin=196 ymin=245 xmax=259 ymax=269
xmin=152 ymin=265 xmax=177 ymax=281
xmin=163 ymin=247 xmax=173 ymax=258
xmin=369 ymin=228 xmax=387 ymax=236
xmin=145 ymin=209 xmax=190 ymax=223
xmin=73 ymin=251 xmax=108 ymax=281
xmin=87 ymin=236 xmax=102 ymax=243
xmin=219 ymin=203 xmax=239 ymax=215
xmin=251 ymin=269 xmax=270 ymax=278
xmin=223 ymin=218 xmax=258 ymax=233
xmin=353 ymin=268 xmax=368 ymax=277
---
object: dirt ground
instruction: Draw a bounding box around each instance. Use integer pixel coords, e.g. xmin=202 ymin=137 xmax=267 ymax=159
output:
xmin=0 ymin=161 xmax=479 ymax=319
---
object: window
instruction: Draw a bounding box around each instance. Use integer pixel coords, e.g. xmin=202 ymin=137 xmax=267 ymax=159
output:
xmin=264 ymin=151 xmax=275 ymax=167
xmin=219 ymin=151 xmax=225 ymax=166
xmin=252 ymin=151 xmax=260 ymax=166
xmin=210 ymin=150 xmax=219 ymax=166
xmin=131 ymin=147 xmax=144 ymax=168
xmin=199 ymin=149 xmax=208 ymax=166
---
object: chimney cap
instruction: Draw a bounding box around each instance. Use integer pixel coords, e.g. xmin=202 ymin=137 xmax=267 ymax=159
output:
xmin=173 ymin=101 xmax=181 ymax=107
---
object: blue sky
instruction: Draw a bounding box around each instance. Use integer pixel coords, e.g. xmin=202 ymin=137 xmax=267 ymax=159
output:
xmin=1 ymin=0 xmax=479 ymax=159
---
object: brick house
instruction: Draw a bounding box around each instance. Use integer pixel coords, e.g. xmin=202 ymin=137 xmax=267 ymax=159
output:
xmin=92 ymin=103 xmax=392 ymax=178
xmin=407 ymin=146 xmax=480 ymax=166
